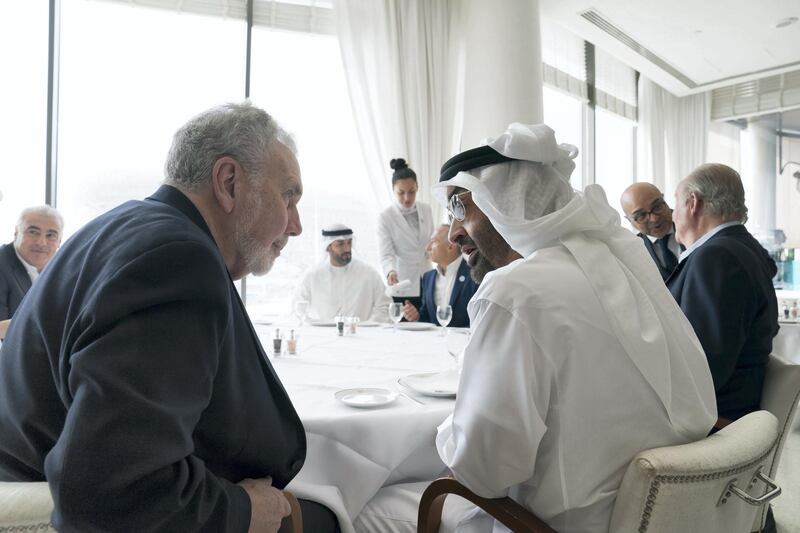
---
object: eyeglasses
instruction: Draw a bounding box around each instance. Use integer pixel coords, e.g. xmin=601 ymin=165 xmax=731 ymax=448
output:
xmin=446 ymin=191 xmax=471 ymax=222
xmin=628 ymin=199 xmax=668 ymax=224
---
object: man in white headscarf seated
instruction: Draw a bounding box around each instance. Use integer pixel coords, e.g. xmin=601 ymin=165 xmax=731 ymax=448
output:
xmin=293 ymin=223 xmax=391 ymax=323
xmin=353 ymin=124 xmax=717 ymax=533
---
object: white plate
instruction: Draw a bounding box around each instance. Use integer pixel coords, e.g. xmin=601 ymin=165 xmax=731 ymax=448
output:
xmin=394 ymin=322 xmax=437 ymax=331
xmin=335 ymin=388 xmax=398 ymax=408
xmin=309 ymin=319 xmax=337 ymax=327
xmin=358 ymin=321 xmax=381 ymax=327
xmin=398 ymin=371 xmax=458 ymax=398
xmin=251 ymin=319 xmax=273 ymax=326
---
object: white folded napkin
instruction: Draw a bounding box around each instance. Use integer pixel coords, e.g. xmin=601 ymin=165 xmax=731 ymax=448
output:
xmin=385 ymin=279 xmax=411 ymax=297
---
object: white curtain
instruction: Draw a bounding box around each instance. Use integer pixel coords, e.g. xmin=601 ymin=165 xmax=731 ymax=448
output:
xmin=333 ymin=0 xmax=461 ymax=220
xmin=637 ymin=76 xmax=709 ymax=198
xmin=707 ymin=119 xmax=741 ymax=172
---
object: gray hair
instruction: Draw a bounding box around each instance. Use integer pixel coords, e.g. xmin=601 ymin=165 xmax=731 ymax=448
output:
xmin=16 ymin=205 xmax=64 ymax=233
xmin=682 ymin=163 xmax=748 ymax=223
xmin=164 ymin=101 xmax=296 ymax=191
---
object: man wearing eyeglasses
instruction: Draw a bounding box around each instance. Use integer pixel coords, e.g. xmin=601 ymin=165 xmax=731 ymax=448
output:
xmin=620 ymin=182 xmax=683 ymax=281
xmin=354 ymin=124 xmax=715 ymax=533
xmin=0 ymin=206 xmax=63 ymax=320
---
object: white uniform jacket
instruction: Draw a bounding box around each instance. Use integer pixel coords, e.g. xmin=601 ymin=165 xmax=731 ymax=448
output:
xmin=376 ymin=202 xmax=433 ymax=298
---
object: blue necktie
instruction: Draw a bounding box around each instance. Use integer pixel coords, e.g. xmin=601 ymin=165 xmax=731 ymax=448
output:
xmin=657 ymin=236 xmax=678 ymax=272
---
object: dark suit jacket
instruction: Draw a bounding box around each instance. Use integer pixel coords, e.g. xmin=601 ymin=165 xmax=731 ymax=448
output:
xmin=667 ymin=224 xmax=778 ymax=421
xmin=0 ymin=242 xmax=32 ymax=320
xmin=638 ymin=231 xmax=682 ymax=281
xmin=418 ymin=259 xmax=478 ymax=328
xmin=0 ymin=186 xmax=306 ymax=532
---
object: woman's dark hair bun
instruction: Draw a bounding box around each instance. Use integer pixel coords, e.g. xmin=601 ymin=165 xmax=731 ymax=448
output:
xmin=390 ymin=157 xmax=417 ymax=184
xmin=390 ymin=158 xmax=408 ymax=171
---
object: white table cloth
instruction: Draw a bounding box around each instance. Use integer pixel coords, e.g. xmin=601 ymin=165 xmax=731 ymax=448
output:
xmin=255 ymin=323 xmax=462 ymax=533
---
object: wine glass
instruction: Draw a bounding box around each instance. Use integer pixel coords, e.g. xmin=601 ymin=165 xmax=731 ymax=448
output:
xmin=436 ymin=305 xmax=453 ymax=336
xmin=389 ymin=302 xmax=403 ymax=333
xmin=294 ymin=300 xmax=309 ymax=327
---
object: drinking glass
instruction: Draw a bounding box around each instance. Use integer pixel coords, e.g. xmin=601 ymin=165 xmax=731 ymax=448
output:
xmin=436 ymin=305 xmax=453 ymax=336
xmin=293 ymin=300 xmax=309 ymax=327
xmin=389 ymin=302 xmax=403 ymax=333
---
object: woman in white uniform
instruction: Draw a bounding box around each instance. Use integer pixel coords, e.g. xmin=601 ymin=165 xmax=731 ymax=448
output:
xmin=377 ymin=158 xmax=433 ymax=310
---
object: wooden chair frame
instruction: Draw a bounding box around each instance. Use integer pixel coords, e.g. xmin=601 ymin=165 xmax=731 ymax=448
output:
xmin=417 ymin=478 xmax=556 ymax=533
xmin=278 ymin=491 xmax=303 ymax=533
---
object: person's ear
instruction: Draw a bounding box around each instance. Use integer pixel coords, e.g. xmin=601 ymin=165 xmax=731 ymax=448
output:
xmin=688 ymin=192 xmax=701 ymax=216
xmin=210 ymin=157 xmax=240 ymax=214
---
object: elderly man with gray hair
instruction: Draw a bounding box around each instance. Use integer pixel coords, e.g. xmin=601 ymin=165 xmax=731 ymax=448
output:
xmin=0 ymin=102 xmax=340 ymax=532
xmin=668 ymin=163 xmax=779 ymax=423
xmin=0 ymin=205 xmax=63 ymax=320
xmin=355 ymin=124 xmax=716 ymax=533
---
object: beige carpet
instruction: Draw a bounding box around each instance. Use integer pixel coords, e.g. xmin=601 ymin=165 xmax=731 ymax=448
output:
xmin=773 ymin=423 xmax=800 ymax=533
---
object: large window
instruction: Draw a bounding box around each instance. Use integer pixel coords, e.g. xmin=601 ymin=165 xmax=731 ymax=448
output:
xmin=5 ymin=4 xmax=654 ymax=319
xmin=543 ymin=86 xmax=584 ymax=190
xmin=0 ymin=1 xmax=48 ymax=238
xmin=56 ymin=1 xmax=246 ymax=237
xmin=595 ymin=108 xmax=636 ymax=220
xmin=246 ymin=28 xmax=374 ymax=320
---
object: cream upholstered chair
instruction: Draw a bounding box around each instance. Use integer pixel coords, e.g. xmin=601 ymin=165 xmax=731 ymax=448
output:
xmin=0 ymin=482 xmax=303 ymax=533
xmin=751 ymin=353 xmax=800 ymax=532
xmin=418 ymin=411 xmax=781 ymax=533
xmin=608 ymin=410 xmax=780 ymax=533
xmin=0 ymin=481 xmax=55 ymax=531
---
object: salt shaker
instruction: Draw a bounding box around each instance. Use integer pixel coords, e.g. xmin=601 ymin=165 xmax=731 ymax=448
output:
xmin=792 ymin=301 xmax=799 ymax=320
xmin=287 ymin=329 xmax=298 ymax=355
xmin=349 ymin=316 xmax=360 ymax=335
xmin=272 ymin=328 xmax=283 ymax=355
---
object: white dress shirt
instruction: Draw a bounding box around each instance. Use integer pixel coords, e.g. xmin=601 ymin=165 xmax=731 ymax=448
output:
xmin=434 ymin=257 xmax=463 ymax=310
xmin=678 ymin=221 xmax=742 ymax=263
xmin=14 ymin=249 xmax=39 ymax=283
xmin=645 ymin=230 xmax=681 ymax=268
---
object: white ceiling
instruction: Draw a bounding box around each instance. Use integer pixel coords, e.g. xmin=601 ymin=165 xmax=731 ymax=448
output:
xmin=539 ymin=0 xmax=800 ymax=96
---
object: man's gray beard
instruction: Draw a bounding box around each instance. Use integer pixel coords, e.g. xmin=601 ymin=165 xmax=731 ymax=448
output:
xmin=234 ymin=193 xmax=274 ymax=277
xmin=469 ymin=253 xmax=493 ymax=284
xmin=332 ymin=253 xmax=351 ymax=267
xmin=466 ymin=219 xmax=515 ymax=284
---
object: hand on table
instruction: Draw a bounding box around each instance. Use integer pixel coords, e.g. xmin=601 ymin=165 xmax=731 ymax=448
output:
xmin=239 ymin=477 xmax=292 ymax=533
xmin=402 ymin=300 xmax=419 ymax=322
xmin=387 ymin=271 xmax=399 ymax=285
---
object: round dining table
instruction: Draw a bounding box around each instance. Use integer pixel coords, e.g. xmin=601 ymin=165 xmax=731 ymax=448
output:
xmin=254 ymin=321 xmax=464 ymax=533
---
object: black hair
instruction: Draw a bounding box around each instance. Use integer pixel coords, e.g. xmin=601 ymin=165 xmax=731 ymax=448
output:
xmin=390 ymin=158 xmax=417 ymax=185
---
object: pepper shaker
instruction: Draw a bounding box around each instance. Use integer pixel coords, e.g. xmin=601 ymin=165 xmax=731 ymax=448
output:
xmin=287 ymin=329 xmax=298 ymax=355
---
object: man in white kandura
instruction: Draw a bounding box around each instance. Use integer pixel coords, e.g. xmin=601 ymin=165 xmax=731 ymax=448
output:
xmin=293 ymin=223 xmax=391 ymax=323
xmin=355 ymin=123 xmax=717 ymax=533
